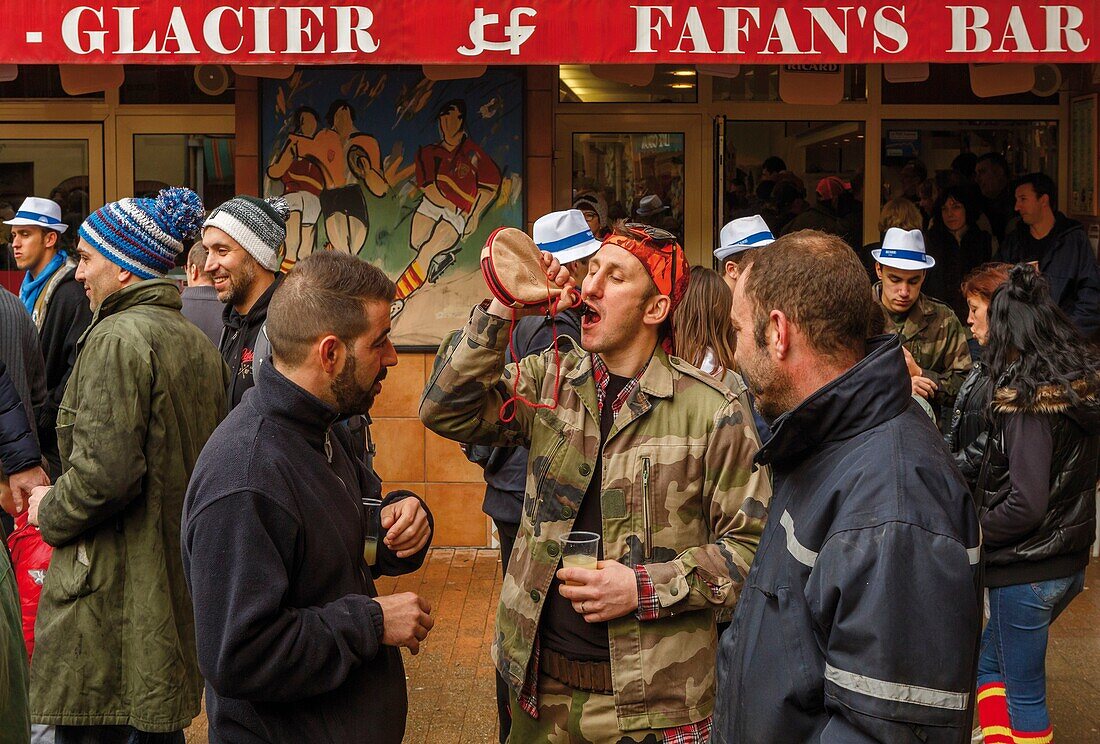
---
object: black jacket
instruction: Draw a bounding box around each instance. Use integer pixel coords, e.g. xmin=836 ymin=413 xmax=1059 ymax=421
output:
xmin=924 ymin=226 xmax=993 ymax=322
xmin=35 ymin=267 xmax=92 ymax=477
xmin=1000 ymin=214 xmax=1100 ymax=340
xmin=975 ymin=376 xmax=1100 ymax=588
xmin=182 ymin=361 xmax=433 ymax=744
xmin=470 ymin=309 xmax=582 ymax=524
xmin=715 ymin=335 xmax=982 ymax=744
xmin=219 ymin=274 xmax=283 ymax=410
xmin=946 ymin=361 xmax=994 ymax=487
xmin=0 ymin=361 xmax=39 ymax=476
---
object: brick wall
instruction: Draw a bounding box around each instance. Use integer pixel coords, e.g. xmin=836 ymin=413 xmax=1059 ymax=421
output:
xmin=234 ymin=67 xmax=555 ymax=546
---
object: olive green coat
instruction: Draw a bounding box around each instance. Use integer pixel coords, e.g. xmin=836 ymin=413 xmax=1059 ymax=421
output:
xmin=1 ymin=546 xmax=30 ymax=744
xmin=30 ymin=281 xmax=228 ymax=732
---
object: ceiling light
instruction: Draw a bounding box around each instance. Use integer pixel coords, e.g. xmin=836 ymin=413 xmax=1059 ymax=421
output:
xmin=670 ymin=83 xmax=694 ymax=89
xmin=671 ymin=69 xmax=696 ymax=77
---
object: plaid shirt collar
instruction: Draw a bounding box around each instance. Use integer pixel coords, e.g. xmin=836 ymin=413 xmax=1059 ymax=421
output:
xmin=591 ymin=353 xmax=647 ymax=419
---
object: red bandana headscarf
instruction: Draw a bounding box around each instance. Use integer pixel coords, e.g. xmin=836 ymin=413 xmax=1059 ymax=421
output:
xmin=602 ymin=223 xmax=690 ymax=354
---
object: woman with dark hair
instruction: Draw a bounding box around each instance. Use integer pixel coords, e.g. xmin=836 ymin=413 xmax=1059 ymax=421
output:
xmin=946 ymin=262 xmax=1011 ymax=485
xmin=974 ymin=264 xmax=1100 ymax=744
xmin=924 ymin=184 xmax=993 ymax=321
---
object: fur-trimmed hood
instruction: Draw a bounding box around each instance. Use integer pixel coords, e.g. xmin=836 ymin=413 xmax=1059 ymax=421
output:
xmin=994 ymin=374 xmax=1100 ymax=434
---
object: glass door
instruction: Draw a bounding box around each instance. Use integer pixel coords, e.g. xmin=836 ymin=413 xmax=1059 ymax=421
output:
xmin=555 ymin=115 xmax=707 ymax=264
xmin=114 ymin=114 xmax=235 ymax=215
xmin=0 ymin=123 xmax=103 ymax=291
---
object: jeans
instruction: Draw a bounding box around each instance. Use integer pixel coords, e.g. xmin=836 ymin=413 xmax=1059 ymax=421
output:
xmin=976 ymin=570 xmax=1086 ymax=733
xmin=53 ymin=727 xmax=184 ymax=744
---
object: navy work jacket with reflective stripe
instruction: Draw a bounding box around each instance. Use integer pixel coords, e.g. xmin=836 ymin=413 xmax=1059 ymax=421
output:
xmin=714 ymin=335 xmax=982 ymax=744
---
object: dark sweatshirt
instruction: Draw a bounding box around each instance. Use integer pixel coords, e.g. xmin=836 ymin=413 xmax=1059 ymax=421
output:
xmin=35 ymin=270 xmax=92 ymax=477
xmin=219 ymin=274 xmax=283 ymax=410
xmin=182 ymin=361 xmax=433 ymax=744
xmin=1000 ymin=214 xmax=1100 ymax=340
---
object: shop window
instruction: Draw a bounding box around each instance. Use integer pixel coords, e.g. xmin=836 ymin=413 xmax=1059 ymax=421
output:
xmin=133 ymin=133 xmax=235 ymax=215
xmin=877 ymin=120 xmax=1057 ymax=254
xmin=121 ymin=66 xmax=235 ymax=105
xmin=0 ymin=139 xmax=90 ymax=260
xmin=0 ymin=65 xmax=101 ymax=99
xmin=713 ymin=65 xmax=866 ymax=102
xmin=721 ymin=120 xmax=865 ymax=249
xmin=559 ymin=65 xmax=697 ymax=103
xmin=573 ymin=132 xmax=686 ymax=243
xmin=882 ymin=64 xmax=1056 ymax=105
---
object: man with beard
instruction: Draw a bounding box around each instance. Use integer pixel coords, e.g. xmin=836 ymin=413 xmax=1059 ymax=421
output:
xmin=421 ymin=223 xmax=769 ymax=742
xmin=203 ymin=195 xmax=287 ymax=409
xmin=714 ymin=230 xmax=981 ymax=744
xmin=183 ymin=252 xmax=434 ymax=744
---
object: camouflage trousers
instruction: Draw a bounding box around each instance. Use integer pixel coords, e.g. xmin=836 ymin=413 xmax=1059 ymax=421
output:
xmin=508 ymin=674 xmax=664 ymax=744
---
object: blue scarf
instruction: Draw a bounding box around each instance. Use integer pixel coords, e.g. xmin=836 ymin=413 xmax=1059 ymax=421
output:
xmin=19 ymin=252 xmax=68 ymax=317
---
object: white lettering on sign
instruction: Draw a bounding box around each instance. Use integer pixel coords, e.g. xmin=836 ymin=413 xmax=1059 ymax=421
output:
xmin=61 ymin=6 xmax=106 ymax=54
xmin=761 ymin=9 xmax=805 ymax=54
xmin=203 ymin=7 xmax=244 ymax=55
xmin=873 ymin=5 xmax=908 ymax=53
xmin=1043 ymin=5 xmax=1089 ymax=52
xmin=58 ymin=4 xmax=381 ymax=56
xmin=458 ymin=7 xmax=537 ymax=56
xmin=807 ymin=7 xmax=853 ymax=54
xmin=948 ymin=5 xmax=1090 ymax=53
xmin=718 ymin=7 xmax=760 ymax=54
xmin=631 ymin=5 xmax=673 ymax=53
xmin=333 ymin=6 xmax=379 ymax=53
xmin=673 ymin=7 xmax=712 ymax=53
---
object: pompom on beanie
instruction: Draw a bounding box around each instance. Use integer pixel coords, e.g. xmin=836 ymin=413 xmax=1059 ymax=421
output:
xmin=78 ymin=187 xmax=205 ymax=279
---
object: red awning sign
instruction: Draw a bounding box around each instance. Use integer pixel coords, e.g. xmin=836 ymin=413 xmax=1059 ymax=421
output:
xmin=3 ymin=1 xmax=1097 ymax=65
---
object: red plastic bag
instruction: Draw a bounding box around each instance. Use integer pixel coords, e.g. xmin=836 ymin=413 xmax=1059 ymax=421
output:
xmin=6 ymin=511 xmax=52 ymax=660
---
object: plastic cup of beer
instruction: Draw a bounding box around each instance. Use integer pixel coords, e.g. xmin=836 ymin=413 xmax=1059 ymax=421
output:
xmin=362 ymin=498 xmax=383 ymax=566
xmin=560 ymin=531 xmax=600 ymax=584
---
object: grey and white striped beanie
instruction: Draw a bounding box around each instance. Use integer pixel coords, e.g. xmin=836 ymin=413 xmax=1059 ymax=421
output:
xmin=203 ymin=195 xmax=289 ymax=272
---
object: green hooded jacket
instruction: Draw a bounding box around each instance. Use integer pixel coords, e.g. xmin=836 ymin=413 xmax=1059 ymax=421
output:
xmin=30 ymin=280 xmax=229 ymax=732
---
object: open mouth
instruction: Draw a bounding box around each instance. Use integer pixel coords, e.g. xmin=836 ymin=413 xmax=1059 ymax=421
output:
xmin=581 ymin=302 xmax=602 ymax=331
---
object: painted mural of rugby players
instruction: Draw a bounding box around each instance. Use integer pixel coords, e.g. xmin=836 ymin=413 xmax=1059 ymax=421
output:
xmin=266 ymin=106 xmax=325 ymax=271
xmin=294 ymin=100 xmax=389 ymax=255
xmin=390 ymin=100 xmax=501 ymax=319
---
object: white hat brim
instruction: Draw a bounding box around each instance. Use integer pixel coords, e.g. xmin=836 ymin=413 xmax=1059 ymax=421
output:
xmin=872 ymin=249 xmax=934 ymax=271
xmin=715 ymin=238 xmax=773 ymax=261
xmin=3 ymin=217 xmax=68 ymax=234
xmin=550 ymin=237 xmax=603 ymax=264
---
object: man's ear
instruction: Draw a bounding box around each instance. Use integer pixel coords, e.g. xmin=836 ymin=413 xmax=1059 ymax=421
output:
xmin=117 ymin=267 xmax=134 ymax=284
xmin=724 ymin=259 xmax=740 ymax=281
xmin=316 ymin=334 xmax=344 ymax=376
xmin=44 ymin=230 xmax=58 ymax=250
xmin=643 ymin=294 xmax=671 ymax=329
xmin=874 ymin=263 xmax=884 ymax=280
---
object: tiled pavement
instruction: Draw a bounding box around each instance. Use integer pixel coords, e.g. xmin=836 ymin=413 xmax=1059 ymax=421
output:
xmin=187 ymin=550 xmax=1100 ymax=743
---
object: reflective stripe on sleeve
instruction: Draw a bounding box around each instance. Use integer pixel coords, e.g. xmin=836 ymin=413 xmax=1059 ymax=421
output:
xmin=780 ymin=510 xmax=818 ymax=568
xmin=825 ymin=663 xmax=969 ymax=710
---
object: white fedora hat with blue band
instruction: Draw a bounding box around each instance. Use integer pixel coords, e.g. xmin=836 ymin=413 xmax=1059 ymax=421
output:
xmin=872 ymin=227 xmax=935 ymax=271
xmin=715 ymin=215 xmax=774 ymax=261
xmin=533 ymin=209 xmax=603 ymax=264
xmin=4 ymin=196 xmax=68 ymax=234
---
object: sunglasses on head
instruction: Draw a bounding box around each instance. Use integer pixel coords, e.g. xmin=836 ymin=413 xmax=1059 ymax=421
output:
xmin=623 ymin=222 xmax=678 ymax=245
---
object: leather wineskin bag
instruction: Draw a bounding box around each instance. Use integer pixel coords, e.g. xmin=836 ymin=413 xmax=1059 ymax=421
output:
xmin=481 ymin=227 xmax=577 ymax=308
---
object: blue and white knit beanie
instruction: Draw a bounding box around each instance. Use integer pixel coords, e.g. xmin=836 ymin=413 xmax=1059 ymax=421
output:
xmin=78 ymin=187 xmax=205 ymax=280
xmin=203 ymin=195 xmax=289 ymax=272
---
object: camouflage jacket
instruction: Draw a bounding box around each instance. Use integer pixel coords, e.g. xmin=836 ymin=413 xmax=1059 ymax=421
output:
xmin=420 ymin=306 xmax=771 ymax=731
xmin=875 ymin=284 xmax=973 ymax=407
